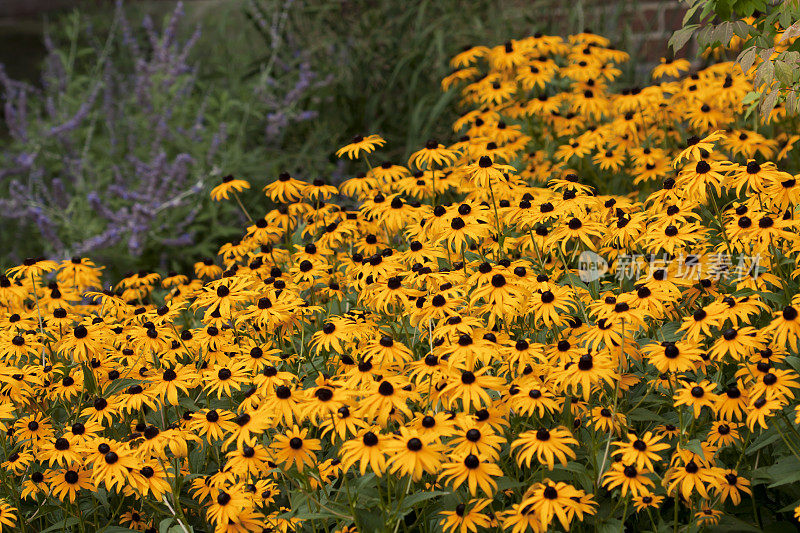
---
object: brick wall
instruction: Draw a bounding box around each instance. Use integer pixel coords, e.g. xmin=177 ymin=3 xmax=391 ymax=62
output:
xmin=2 ymin=0 xmax=695 ymax=82
xmin=530 ymin=0 xmax=696 ymax=78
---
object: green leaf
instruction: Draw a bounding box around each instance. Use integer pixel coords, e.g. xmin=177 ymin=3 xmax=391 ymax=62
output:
xmin=747 ymin=428 xmax=780 ymax=454
xmin=629 ymin=408 xmax=667 ymax=423
xmin=713 ymin=514 xmax=763 ymax=532
xmin=737 ymin=46 xmax=756 ymax=73
xmin=787 ymin=90 xmax=799 ymax=114
xmin=670 ymin=25 xmax=699 ymax=51
xmin=683 ymin=1 xmax=706 ymax=25
xmin=719 ymin=21 xmax=735 ymax=45
xmin=780 ymin=21 xmax=800 ymax=42
xmin=765 ymin=456 xmax=800 ymax=488
xmin=779 ymin=498 xmax=800 ymax=513
xmin=683 ymin=438 xmax=706 ymax=458
xmin=786 ymin=356 xmax=800 ymax=373
xmin=760 ymin=86 xmax=779 ymax=115
xmin=716 ymin=0 xmax=732 ymax=21
xmin=398 ymin=490 xmax=448 ymax=511
xmin=757 ymin=290 xmax=785 ymax=305
xmin=40 ymin=518 xmax=80 ymax=533
xmin=775 ymin=60 xmax=794 ymax=85
xmin=698 ymin=25 xmax=716 ymax=48
xmin=732 ymin=20 xmax=752 ymax=39
xmin=598 ymin=519 xmax=624 ymax=533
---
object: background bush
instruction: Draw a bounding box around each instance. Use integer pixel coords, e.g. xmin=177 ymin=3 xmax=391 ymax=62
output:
xmin=0 ymin=0 xmax=627 ymax=277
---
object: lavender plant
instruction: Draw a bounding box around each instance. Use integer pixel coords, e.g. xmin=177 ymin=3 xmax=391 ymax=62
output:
xmin=0 ymin=1 xmax=328 ymax=273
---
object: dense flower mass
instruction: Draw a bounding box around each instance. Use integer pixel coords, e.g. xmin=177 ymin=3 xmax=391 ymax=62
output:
xmin=2 ymin=28 xmax=800 ymax=533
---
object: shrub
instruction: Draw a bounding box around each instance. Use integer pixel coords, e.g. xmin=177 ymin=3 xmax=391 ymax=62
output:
xmin=0 ymin=1 xmax=327 ymax=273
xmin=3 ymin=19 xmax=800 ymax=533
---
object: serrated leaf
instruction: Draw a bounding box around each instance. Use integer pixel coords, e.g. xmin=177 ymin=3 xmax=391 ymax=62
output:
xmin=779 ymin=9 xmax=794 ymax=32
xmin=698 ymin=25 xmax=716 ymax=47
xmin=733 ymin=20 xmax=752 ymax=39
xmin=719 ymin=21 xmax=735 ymax=44
xmin=683 ymin=1 xmax=705 ymax=25
xmin=781 ymin=21 xmax=800 ymax=42
xmin=738 ymin=47 xmax=758 ymax=72
xmin=775 ymin=60 xmax=795 ymax=85
xmin=787 ymin=90 xmax=799 ymax=113
xmin=699 ymin=0 xmax=718 ymax=22
xmin=670 ymin=25 xmax=699 ymax=51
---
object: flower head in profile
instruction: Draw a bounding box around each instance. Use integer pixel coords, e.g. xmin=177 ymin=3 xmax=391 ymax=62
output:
xmin=210 ymin=175 xmax=250 ymax=201
xmin=6 ymin=257 xmax=58 ymax=281
xmin=336 ymin=134 xmax=386 ymax=159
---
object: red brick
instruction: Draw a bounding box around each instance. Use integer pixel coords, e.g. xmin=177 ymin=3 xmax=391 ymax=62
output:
xmin=664 ymin=6 xmax=688 ymax=33
xmin=631 ymin=7 xmax=662 ymax=34
xmin=640 ymin=35 xmax=672 ymax=63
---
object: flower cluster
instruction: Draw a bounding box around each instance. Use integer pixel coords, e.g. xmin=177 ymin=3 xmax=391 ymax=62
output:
xmin=1 ymin=29 xmax=800 ymax=533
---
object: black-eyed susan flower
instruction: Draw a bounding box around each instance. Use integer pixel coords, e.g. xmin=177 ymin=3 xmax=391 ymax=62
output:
xmin=439 ymin=453 xmax=502 ymax=496
xmin=270 ymin=425 xmax=320 ymax=472
xmin=336 ymin=134 xmax=386 ymax=160
xmin=511 ymin=426 xmax=577 ymax=470
xmin=211 ymin=175 xmax=251 ymax=201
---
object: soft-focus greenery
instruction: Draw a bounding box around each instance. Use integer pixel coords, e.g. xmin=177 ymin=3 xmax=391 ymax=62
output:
xmin=1 ymin=0 xmax=638 ymax=276
xmin=671 ymin=0 xmax=800 ymax=117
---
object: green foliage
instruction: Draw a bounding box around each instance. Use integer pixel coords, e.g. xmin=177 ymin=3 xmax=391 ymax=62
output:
xmin=671 ymin=0 xmax=800 ymax=117
xmin=241 ymin=0 xmax=544 ymax=164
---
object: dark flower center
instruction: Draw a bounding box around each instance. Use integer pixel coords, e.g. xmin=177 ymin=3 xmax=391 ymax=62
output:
xmin=695 ymin=160 xmax=711 ymax=173
xmin=466 ymin=429 xmax=481 ymax=442
xmin=577 ymin=354 xmax=593 ymax=371
xmin=217 ymin=491 xmax=231 ymax=505
xmin=378 ymin=381 xmax=394 ymax=396
xmin=406 ymin=438 xmax=423 ymax=451
xmin=463 ymin=454 xmax=480 ymax=469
